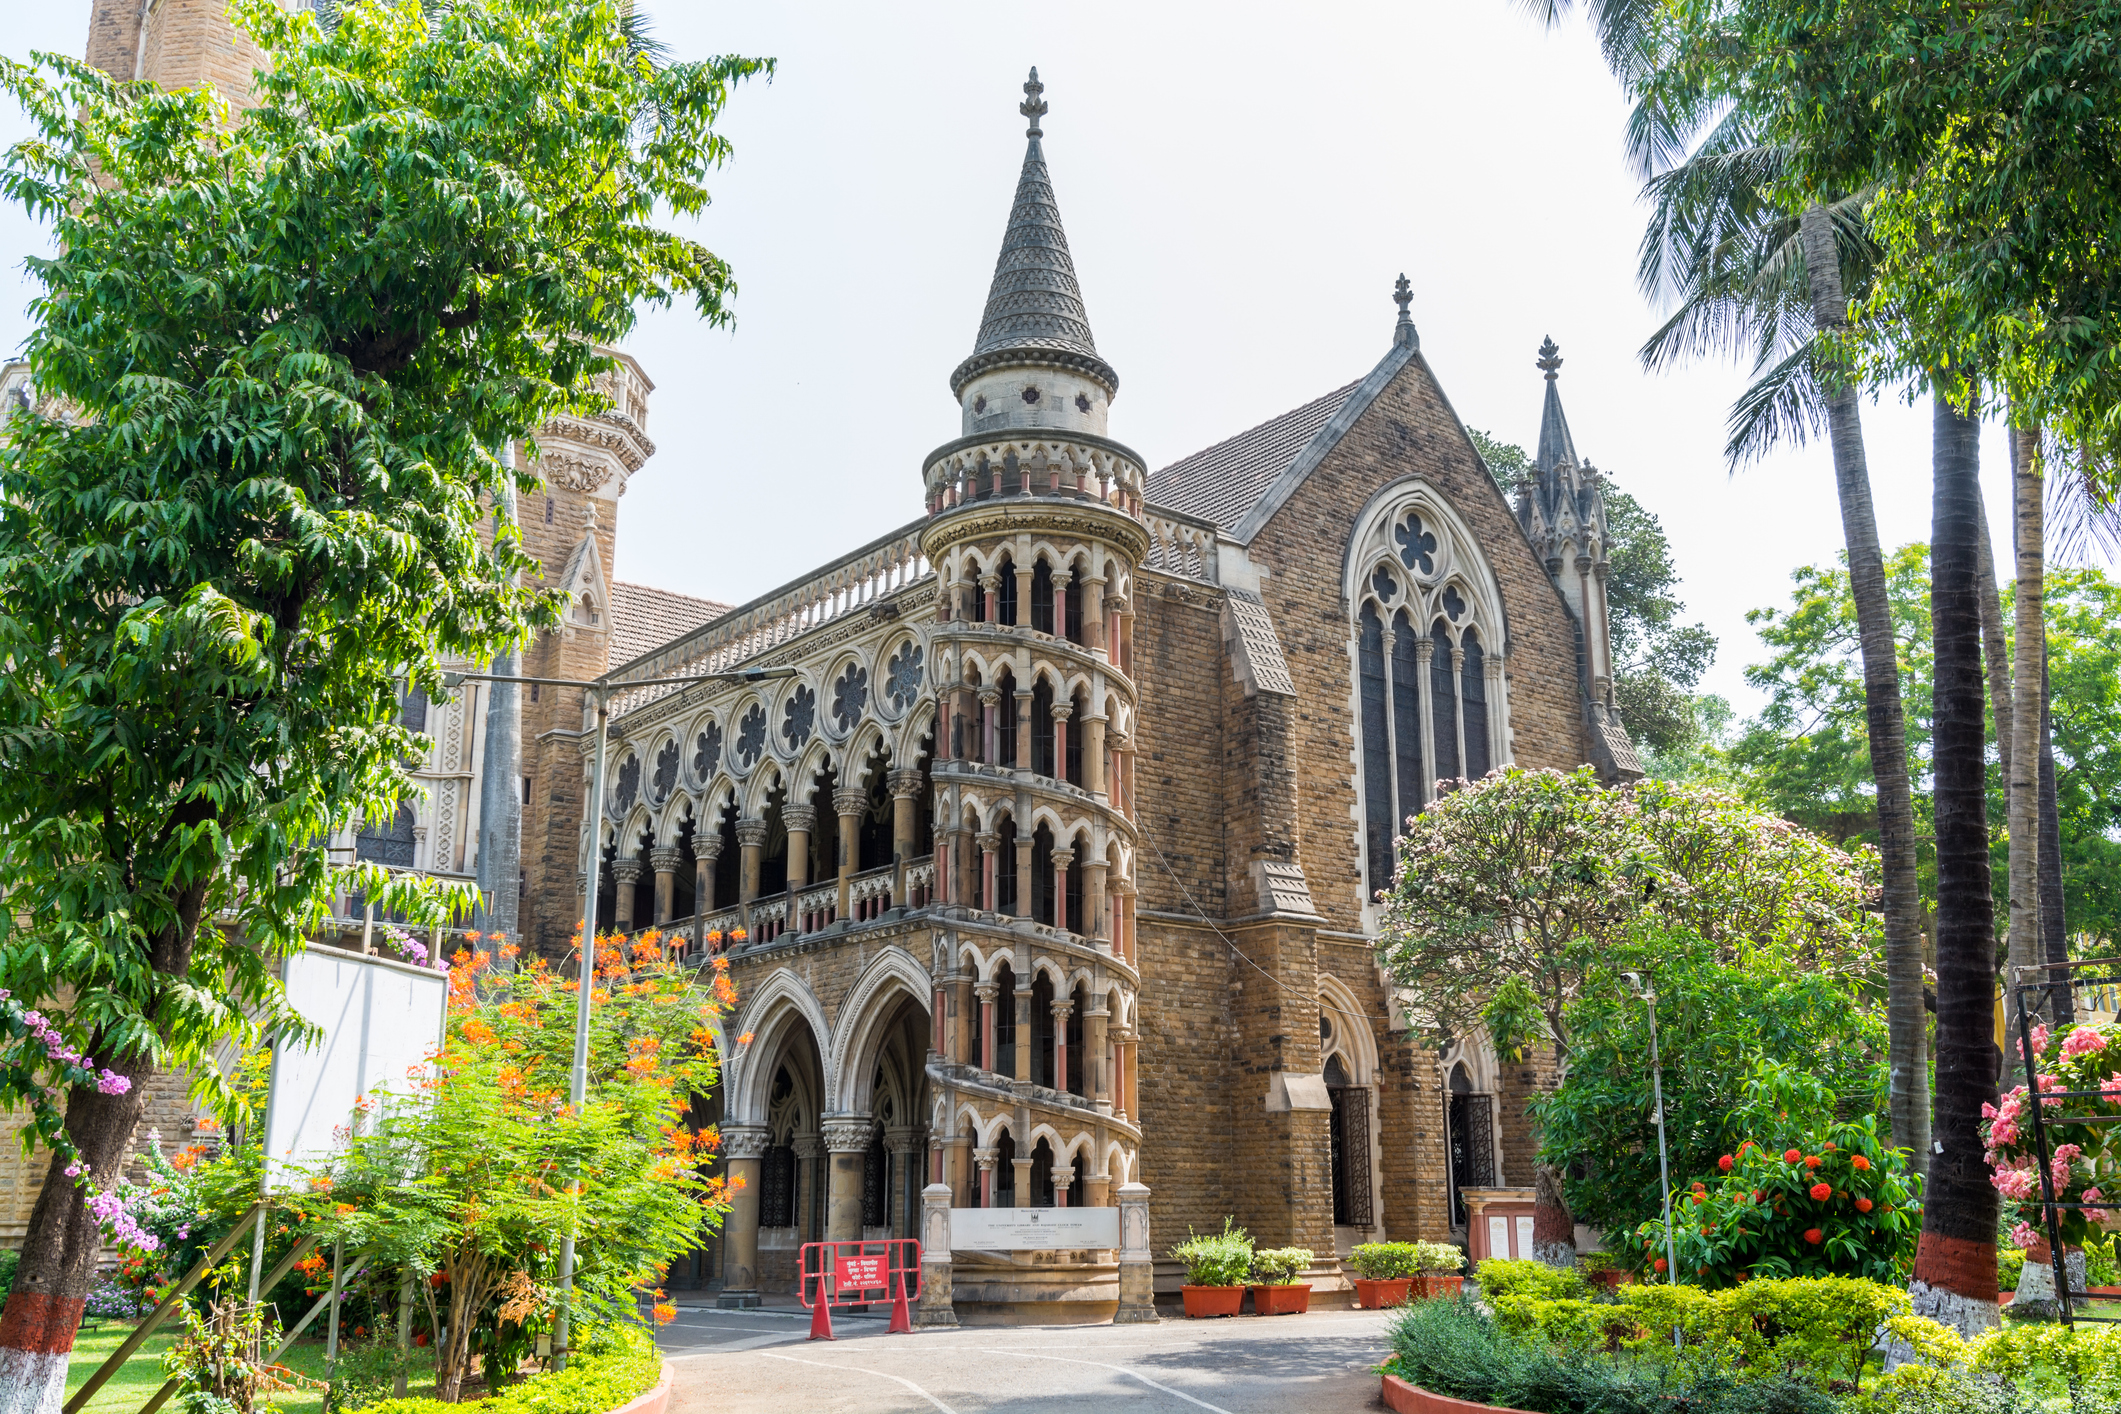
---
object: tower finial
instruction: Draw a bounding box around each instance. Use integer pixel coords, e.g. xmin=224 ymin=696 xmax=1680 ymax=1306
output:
xmin=1392 ymin=273 xmax=1417 ymax=350
xmin=1537 ymin=336 xmax=1563 ymax=381
xmin=1020 ymin=67 xmax=1048 ymax=138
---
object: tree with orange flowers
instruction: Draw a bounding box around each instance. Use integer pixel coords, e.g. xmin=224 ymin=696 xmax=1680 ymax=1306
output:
xmin=310 ymin=931 xmax=735 ymax=1400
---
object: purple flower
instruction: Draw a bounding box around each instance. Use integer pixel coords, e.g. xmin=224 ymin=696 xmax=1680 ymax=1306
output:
xmin=96 ymin=1069 xmax=130 ymax=1095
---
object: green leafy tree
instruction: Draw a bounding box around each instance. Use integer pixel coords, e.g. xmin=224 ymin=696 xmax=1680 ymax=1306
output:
xmin=1377 ymin=767 xmax=1880 ymax=1262
xmin=315 ymin=935 xmax=734 ymax=1401
xmin=1728 ymin=547 xmax=2121 ymax=948
xmin=0 ymin=2 xmax=765 ymax=1394
xmin=1467 ymin=430 xmax=1715 ymax=756
xmin=1534 ymin=923 xmax=1887 ymax=1236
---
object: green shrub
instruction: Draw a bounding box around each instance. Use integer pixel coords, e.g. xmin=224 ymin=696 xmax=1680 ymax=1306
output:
xmin=1385 ymin=1295 xmax=1839 ymax=1414
xmin=1168 ymin=1219 xmax=1252 ymax=1288
xmin=1417 ymin=1241 xmax=1465 ymax=1274
xmin=0 ymin=1250 xmax=16 ymax=1303
xmin=1474 ymin=1258 xmax=1586 ymax=1301
xmin=1633 ymin=1121 xmax=1921 ymax=1286
xmin=1348 ymin=1243 xmax=1421 ymax=1280
xmin=1250 ymin=1248 xmax=1312 ymax=1286
xmin=351 ymin=1328 xmax=660 ymax=1414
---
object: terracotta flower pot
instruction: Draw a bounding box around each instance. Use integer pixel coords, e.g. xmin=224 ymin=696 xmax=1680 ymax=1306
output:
xmin=1248 ymin=1283 xmax=1312 ymax=1315
xmin=1590 ymin=1269 xmax=1633 ymax=1291
xmin=1354 ymin=1277 xmax=1414 ymax=1309
xmin=1417 ymin=1274 xmax=1465 ymax=1300
xmin=1181 ymin=1284 xmax=1245 ymax=1317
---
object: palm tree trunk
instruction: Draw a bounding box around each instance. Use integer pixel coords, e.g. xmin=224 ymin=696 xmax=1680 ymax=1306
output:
xmin=2006 ymin=424 xmax=2045 ymax=1062
xmin=2039 ymin=655 xmax=2074 ymax=1025
xmin=1796 ymin=204 xmax=1929 ymax=1173
xmin=1912 ymin=388 xmax=2000 ymax=1336
xmin=1974 ymin=500 xmax=2012 ymax=784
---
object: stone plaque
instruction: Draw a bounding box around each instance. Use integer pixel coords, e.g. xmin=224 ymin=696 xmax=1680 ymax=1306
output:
xmin=949 ymin=1206 xmax=1120 ymax=1251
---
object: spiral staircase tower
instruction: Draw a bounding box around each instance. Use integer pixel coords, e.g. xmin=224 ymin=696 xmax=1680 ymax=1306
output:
xmin=918 ymin=71 xmax=1149 ymax=1226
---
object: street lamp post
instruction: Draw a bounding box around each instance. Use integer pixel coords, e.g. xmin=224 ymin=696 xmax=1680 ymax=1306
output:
xmin=1622 ymin=971 xmax=1682 ymax=1352
xmin=443 ymin=662 xmax=793 ymax=1367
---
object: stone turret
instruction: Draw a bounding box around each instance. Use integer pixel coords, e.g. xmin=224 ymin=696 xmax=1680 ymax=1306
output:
xmin=1513 ymin=338 xmax=1640 ymax=781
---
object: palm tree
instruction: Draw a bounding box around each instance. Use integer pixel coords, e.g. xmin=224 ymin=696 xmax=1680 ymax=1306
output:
xmin=1920 ymin=389 xmax=2000 ymax=1332
xmin=1625 ymin=102 xmax=1932 ymax=1174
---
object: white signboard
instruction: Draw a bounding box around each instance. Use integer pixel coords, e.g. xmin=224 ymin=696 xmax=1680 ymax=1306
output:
xmin=949 ymin=1206 xmax=1120 ymax=1251
xmin=262 ymin=947 xmax=448 ymax=1190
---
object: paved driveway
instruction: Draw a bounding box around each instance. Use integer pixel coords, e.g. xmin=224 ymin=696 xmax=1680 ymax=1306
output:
xmin=658 ymin=1302 xmax=1398 ymax=1413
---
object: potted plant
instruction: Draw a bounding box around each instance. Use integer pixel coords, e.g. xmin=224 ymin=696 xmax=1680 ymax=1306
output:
xmin=1347 ymin=1243 xmax=1419 ymax=1309
xmin=1170 ymin=1219 xmax=1252 ymax=1317
xmin=1248 ymin=1247 xmax=1314 ymax=1315
xmin=1415 ymin=1241 xmax=1466 ymax=1298
xmin=1577 ymin=1251 xmax=1632 ymax=1292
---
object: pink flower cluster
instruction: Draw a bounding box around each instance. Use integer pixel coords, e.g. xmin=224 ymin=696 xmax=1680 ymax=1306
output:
xmin=2062 ymin=1026 xmax=2110 ymax=1062
xmin=1992 ymin=1162 xmax=2038 ymax=1201
xmin=18 ymin=1009 xmax=131 ymax=1095
xmin=380 ymin=927 xmax=430 ymax=967
xmin=2011 ymin=1221 xmax=2041 ymax=1251
xmin=86 ymin=1188 xmax=158 ymax=1253
xmin=1982 ymin=1089 xmax=2028 ymax=1151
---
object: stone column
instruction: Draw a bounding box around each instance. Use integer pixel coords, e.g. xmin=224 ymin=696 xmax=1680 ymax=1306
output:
xmin=1087 ymin=855 xmax=1110 ymax=946
xmin=1051 ymin=569 xmax=1072 ymax=640
xmin=1051 ymin=703 xmax=1073 ymax=785
xmin=975 ymin=981 xmax=998 ymax=1072
xmin=1102 ymin=593 xmax=1120 ymax=663
xmin=917 ymin=1184 xmax=957 ymax=1326
xmin=1051 ymin=1160 xmax=1075 ymax=1207
xmin=823 ymin=1119 xmax=870 ymax=1243
xmin=1451 ymin=643 xmax=1469 ymax=779
xmin=979 ymin=572 xmax=999 ymax=626
xmin=610 ymin=858 xmax=643 ymax=934
xmin=1014 ymin=985 xmax=1033 ymax=1084
xmin=833 ymin=788 xmax=867 ymax=920
xmin=978 ymin=831 xmax=999 ymax=913
xmin=1052 ymin=847 xmax=1073 ymax=934
xmin=785 ymin=804 xmax=815 ymax=934
xmin=1486 ymin=653 xmax=1511 ymax=766
xmin=1082 ymin=574 xmax=1108 ymax=655
xmin=1084 ymin=1154 xmax=1111 ymax=1210
xmin=793 ymin=1134 xmax=824 ymax=1240
xmin=979 ymin=687 xmax=1000 ymax=765
xmin=1014 ymin=684 xmax=1032 ymax=771
xmin=887 ymin=1128 xmax=922 ymax=1238
xmin=692 ymin=835 xmax=721 ymax=948
xmin=1087 ymin=1000 xmax=1111 ymax=1112
xmin=1112 ymin=1026 xmax=1134 ymax=1121
xmin=1014 ymin=563 xmax=1034 ymax=627
xmin=649 ymin=846 xmax=683 ymax=926
xmin=1052 ymin=996 xmax=1074 ymax=1094
xmin=1082 ymin=712 xmax=1107 ymax=799
xmin=889 ymin=769 xmax=924 ymax=905
xmin=736 ymin=818 xmax=767 ymax=938
xmin=974 ymin=1146 xmax=998 ymax=1208
xmin=1115 ymin=1182 xmax=1158 ymax=1323
xmin=1013 ymin=834 xmax=1033 ymax=919
xmin=1011 ymin=1151 xmax=1034 ymax=1209
xmin=718 ymin=1127 xmax=769 ymax=1308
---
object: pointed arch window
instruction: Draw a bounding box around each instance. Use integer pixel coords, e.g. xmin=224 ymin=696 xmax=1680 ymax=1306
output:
xmin=1429 ymin=622 xmax=1460 ymax=782
xmin=1357 ymin=604 xmax=1394 ymax=896
xmin=1462 ymin=629 xmax=1491 ymax=779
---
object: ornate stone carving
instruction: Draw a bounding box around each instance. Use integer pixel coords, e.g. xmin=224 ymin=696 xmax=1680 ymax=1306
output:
xmin=823 ymin=1119 xmax=874 ymax=1154
xmin=540 ymin=452 xmax=614 ymax=494
xmin=722 ymin=1127 xmax=772 ymax=1161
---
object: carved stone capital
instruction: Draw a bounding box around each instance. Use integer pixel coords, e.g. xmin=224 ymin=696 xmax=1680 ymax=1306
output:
xmin=782 ymin=805 xmax=818 ymax=835
xmin=1413 ymin=637 xmax=1435 ymax=666
xmin=888 ymin=769 xmax=927 ymax=799
xmin=822 ymin=1119 xmax=873 ymax=1154
xmin=540 ymin=451 xmax=615 ymax=495
xmin=735 ymin=818 xmax=770 ymax=849
xmin=792 ymin=1134 xmax=825 ymax=1160
xmin=833 ymin=788 xmax=870 ymax=819
xmin=1050 ymin=703 xmax=1074 ymax=722
xmin=692 ymin=835 xmax=724 ymax=863
xmin=1052 ymin=848 xmax=1075 ymax=870
xmin=978 ymin=687 xmax=1001 ymax=706
xmin=978 ymin=573 xmax=1001 ymax=592
xmin=610 ymin=859 xmax=645 ymax=885
xmin=721 ymin=1126 xmax=771 ymax=1161
xmin=976 ymin=831 xmax=1000 ymax=853
xmin=974 ymin=1146 xmax=999 ymax=1171
xmin=649 ymin=846 xmax=685 ymax=874
xmin=974 ymin=981 xmax=1000 ymax=1004
xmin=1050 ymin=1000 xmax=1074 ymax=1020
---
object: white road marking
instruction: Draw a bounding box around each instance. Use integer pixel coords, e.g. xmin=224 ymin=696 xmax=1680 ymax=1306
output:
xmin=753 ymin=1350 xmax=959 ymax=1413
xmin=662 ymin=1332 xmax=809 ymax=1356
xmin=978 ymin=1349 xmax=1235 ymax=1414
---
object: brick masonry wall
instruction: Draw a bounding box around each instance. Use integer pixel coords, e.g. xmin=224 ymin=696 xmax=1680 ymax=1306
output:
xmin=1244 ymin=352 xmax=1592 ymax=935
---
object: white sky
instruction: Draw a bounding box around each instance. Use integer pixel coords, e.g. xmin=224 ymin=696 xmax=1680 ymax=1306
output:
xmin=2 ymin=1 xmax=2029 ymax=717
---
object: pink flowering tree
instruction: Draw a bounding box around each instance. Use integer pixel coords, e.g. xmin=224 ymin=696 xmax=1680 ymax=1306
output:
xmin=1982 ymin=1022 xmax=2121 ymax=1253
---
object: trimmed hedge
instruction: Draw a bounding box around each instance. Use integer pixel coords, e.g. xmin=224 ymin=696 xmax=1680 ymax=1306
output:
xmin=354 ymin=1328 xmax=660 ymax=1414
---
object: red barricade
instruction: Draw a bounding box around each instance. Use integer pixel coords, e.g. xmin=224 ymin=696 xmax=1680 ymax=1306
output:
xmin=797 ymin=1238 xmax=922 ymax=1340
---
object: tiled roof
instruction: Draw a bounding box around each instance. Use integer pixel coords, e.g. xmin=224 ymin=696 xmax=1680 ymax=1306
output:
xmin=611 ymin=582 xmax=731 ymax=669
xmin=1143 ymin=381 xmax=1361 ymax=530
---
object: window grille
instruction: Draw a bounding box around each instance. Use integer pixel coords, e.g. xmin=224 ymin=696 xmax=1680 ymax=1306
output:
xmin=861 ymin=1131 xmax=887 ymax=1228
xmin=760 ymin=1145 xmax=796 ymax=1228
xmin=1329 ymin=1083 xmax=1373 ymax=1227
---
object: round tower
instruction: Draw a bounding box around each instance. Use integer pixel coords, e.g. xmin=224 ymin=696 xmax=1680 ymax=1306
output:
xmin=920 ymin=70 xmax=1149 ymax=1223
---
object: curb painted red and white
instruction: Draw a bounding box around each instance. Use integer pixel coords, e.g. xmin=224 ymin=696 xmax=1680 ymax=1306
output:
xmin=1381 ymin=1374 xmax=1533 ymax=1414
xmin=607 ymin=1365 xmax=673 ymax=1414
xmin=0 ymin=1291 xmax=86 ymax=1414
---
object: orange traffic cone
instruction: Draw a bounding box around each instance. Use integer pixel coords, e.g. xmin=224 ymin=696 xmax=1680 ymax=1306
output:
xmin=888 ymin=1266 xmax=912 ymax=1334
xmin=809 ymin=1291 xmax=835 ymax=1340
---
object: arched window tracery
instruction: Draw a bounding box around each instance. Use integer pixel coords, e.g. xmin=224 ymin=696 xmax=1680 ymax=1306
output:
xmin=1349 ymin=491 xmax=1512 ymax=895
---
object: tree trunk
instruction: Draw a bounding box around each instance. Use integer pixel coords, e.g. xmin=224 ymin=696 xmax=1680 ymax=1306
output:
xmin=2039 ymin=656 xmax=2074 ymax=1025
xmin=0 ymin=1077 xmax=152 ymax=1414
xmin=1973 ymin=500 xmax=2012 ymax=784
xmin=2005 ymin=423 xmax=2045 ymax=1077
xmin=1531 ymin=1162 xmax=1577 ymax=1268
xmin=1797 ymin=204 xmax=1929 ymax=1173
xmin=1911 ymin=388 xmax=2000 ymax=1337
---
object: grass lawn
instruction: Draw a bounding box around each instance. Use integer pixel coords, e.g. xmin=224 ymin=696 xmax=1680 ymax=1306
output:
xmin=66 ymin=1320 xmax=442 ymax=1414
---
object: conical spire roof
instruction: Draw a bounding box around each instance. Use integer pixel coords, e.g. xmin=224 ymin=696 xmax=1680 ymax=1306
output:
xmin=1533 ymin=336 xmax=1578 ymax=476
xmin=950 ymin=69 xmax=1117 ymax=397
